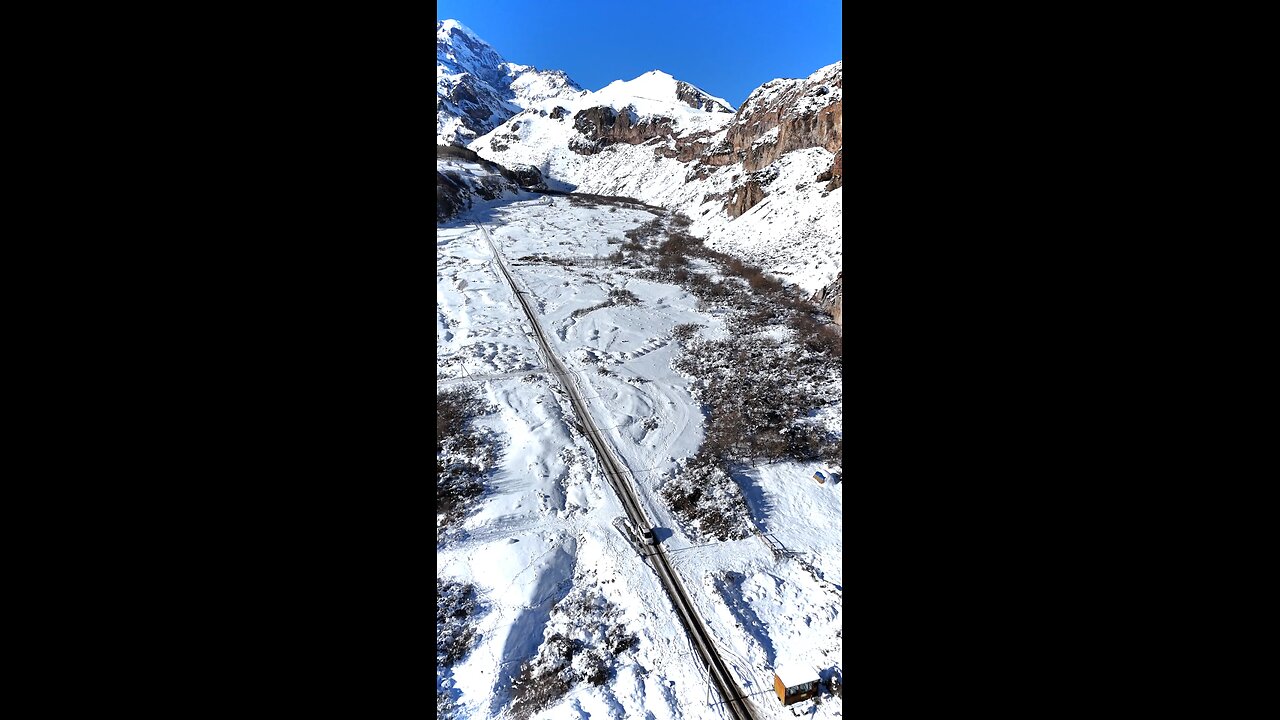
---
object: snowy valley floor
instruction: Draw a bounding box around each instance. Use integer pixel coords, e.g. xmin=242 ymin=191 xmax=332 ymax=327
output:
xmin=438 ymin=193 xmax=842 ymax=720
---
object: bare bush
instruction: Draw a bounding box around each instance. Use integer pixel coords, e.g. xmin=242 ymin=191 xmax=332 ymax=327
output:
xmin=608 ymin=287 xmax=639 ymax=305
xmin=437 ymin=387 xmax=499 ymax=536
xmin=508 ymin=587 xmax=637 ymax=719
xmin=660 ymin=461 xmax=753 ymax=542
xmin=659 ymin=231 xmax=701 ymax=257
xmin=672 ymin=323 xmax=702 ymax=341
xmin=672 ymin=327 xmax=840 ymax=468
xmin=437 ymin=580 xmax=483 ymax=666
xmin=623 ymin=218 xmax=664 ymax=242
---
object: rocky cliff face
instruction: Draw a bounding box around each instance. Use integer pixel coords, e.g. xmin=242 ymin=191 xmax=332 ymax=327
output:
xmin=437 ymin=20 xmax=583 ymax=146
xmin=713 ymin=63 xmax=842 ymax=213
xmin=810 ymin=271 xmax=842 ymax=326
xmin=568 ymin=106 xmax=679 ymax=155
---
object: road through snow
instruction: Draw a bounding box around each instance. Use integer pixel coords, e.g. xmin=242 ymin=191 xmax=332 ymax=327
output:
xmin=475 ymin=220 xmax=762 ymax=720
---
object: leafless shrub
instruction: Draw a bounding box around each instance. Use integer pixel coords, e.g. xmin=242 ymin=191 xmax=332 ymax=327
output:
xmin=673 ymin=327 xmax=840 ymax=467
xmin=508 ymin=589 xmax=637 ymax=719
xmin=569 ymin=286 xmax=638 ymax=319
xmin=608 ymin=287 xmax=639 ymax=305
xmin=659 ymin=231 xmax=701 ymax=257
xmin=656 ymin=252 xmax=687 ymax=271
xmin=437 ymin=387 xmax=499 ymax=535
xmin=660 ymin=461 xmax=753 ymax=542
xmin=624 ymin=218 xmax=664 ymax=242
xmin=437 ymin=580 xmax=482 ymax=666
xmin=437 ymin=386 xmax=486 ymax=450
xmin=672 ymin=323 xmax=702 ymax=341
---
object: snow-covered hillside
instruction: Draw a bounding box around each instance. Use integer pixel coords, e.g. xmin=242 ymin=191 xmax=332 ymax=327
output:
xmin=438 ymin=194 xmax=842 ymax=720
xmin=471 ymin=63 xmax=842 ymax=295
xmin=437 ymin=19 xmax=585 ymax=146
xmin=437 ymin=145 xmax=549 ymax=222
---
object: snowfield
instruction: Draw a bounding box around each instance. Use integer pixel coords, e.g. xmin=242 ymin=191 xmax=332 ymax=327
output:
xmin=439 ymin=193 xmax=842 ymax=720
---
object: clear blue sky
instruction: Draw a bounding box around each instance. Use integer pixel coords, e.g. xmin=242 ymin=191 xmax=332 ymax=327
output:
xmin=437 ymin=0 xmax=842 ymax=108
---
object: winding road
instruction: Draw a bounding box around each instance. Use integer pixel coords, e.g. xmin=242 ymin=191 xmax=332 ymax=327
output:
xmin=475 ymin=221 xmax=762 ymax=720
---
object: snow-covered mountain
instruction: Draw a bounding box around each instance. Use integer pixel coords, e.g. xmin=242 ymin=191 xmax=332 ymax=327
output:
xmin=471 ymin=62 xmax=842 ymax=298
xmin=437 ymin=19 xmax=584 ymax=146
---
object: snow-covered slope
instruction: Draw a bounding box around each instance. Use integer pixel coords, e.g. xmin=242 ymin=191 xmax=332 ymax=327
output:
xmin=436 ymin=145 xmax=546 ymax=222
xmin=472 ymin=63 xmax=842 ymax=296
xmin=437 ymin=19 xmax=584 ymax=147
xmin=593 ymin=70 xmax=734 ymax=114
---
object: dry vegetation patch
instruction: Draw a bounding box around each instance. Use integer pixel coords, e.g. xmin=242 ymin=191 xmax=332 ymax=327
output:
xmin=606 ymin=212 xmax=842 ymax=539
xmin=508 ymin=583 xmax=639 ymax=719
xmin=437 ymin=386 xmax=500 ymax=541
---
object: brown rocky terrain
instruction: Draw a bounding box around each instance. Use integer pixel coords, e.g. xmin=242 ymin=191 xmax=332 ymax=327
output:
xmin=713 ymin=64 xmax=842 ymax=212
xmin=568 ymin=106 xmax=679 ymax=155
xmin=674 ymin=81 xmax=735 ymax=113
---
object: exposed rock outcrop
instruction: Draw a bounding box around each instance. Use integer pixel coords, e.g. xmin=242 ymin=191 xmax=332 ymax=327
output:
xmin=437 ymin=170 xmax=469 ymax=222
xmin=810 ymin=271 xmax=842 ymax=326
xmin=713 ymin=64 xmax=842 ymax=224
xmin=726 ymin=180 xmax=767 ymax=219
xmin=725 ymin=67 xmax=842 ymax=171
xmin=674 ymin=80 xmax=734 ymax=113
xmin=725 ymin=166 xmax=778 ymax=218
xmin=571 ymin=105 xmax=678 ymax=154
xmin=817 ymin=148 xmax=842 ymax=190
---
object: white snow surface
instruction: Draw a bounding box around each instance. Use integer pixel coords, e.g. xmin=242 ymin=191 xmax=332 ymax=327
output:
xmin=438 ymin=195 xmax=842 ymax=719
xmin=594 ymin=70 xmax=734 ymax=114
xmin=470 ymin=62 xmax=842 ymax=295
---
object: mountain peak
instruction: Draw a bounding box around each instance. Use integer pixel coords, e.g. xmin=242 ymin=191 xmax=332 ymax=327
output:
xmin=437 ymin=18 xmax=478 ymax=39
xmin=596 ymin=71 xmax=734 ymax=113
xmin=437 ymin=19 xmax=583 ymax=146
